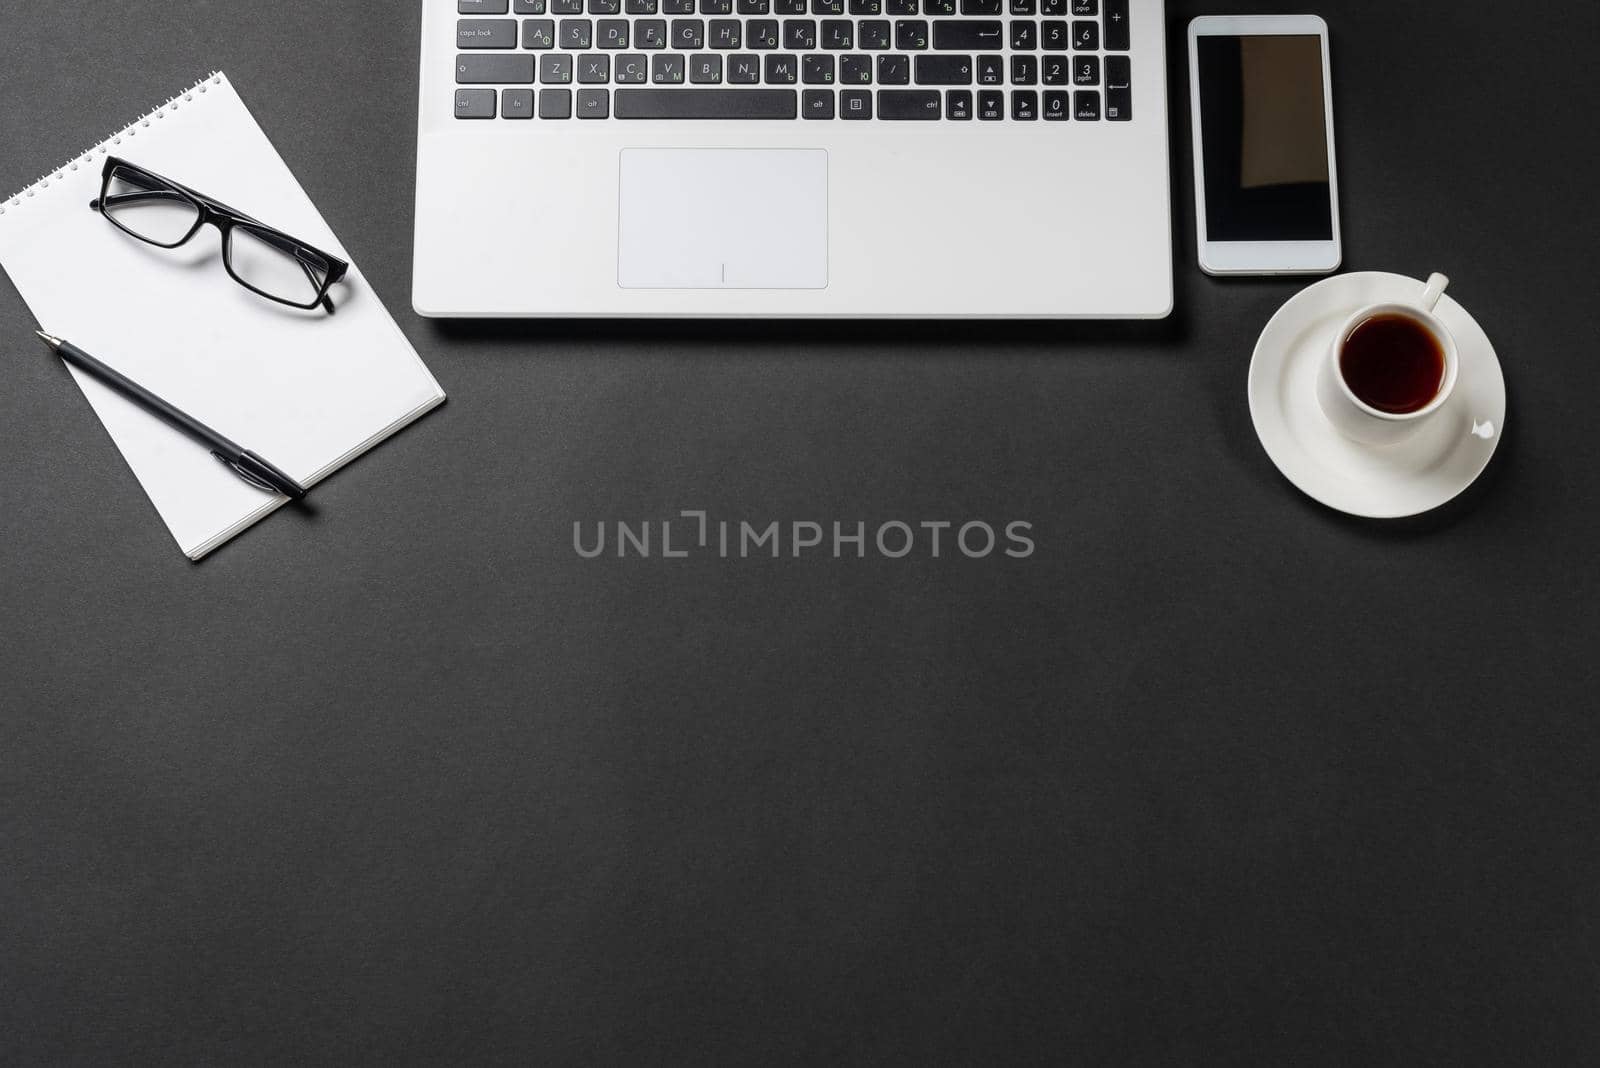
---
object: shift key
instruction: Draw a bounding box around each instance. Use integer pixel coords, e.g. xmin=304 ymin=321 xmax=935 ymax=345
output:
xmin=456 ymin=54 xmax=536 ymax=82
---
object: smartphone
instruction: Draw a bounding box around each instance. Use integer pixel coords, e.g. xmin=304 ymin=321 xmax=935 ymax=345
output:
xmin=1188 ymin=15 xmax=1341 ymax=276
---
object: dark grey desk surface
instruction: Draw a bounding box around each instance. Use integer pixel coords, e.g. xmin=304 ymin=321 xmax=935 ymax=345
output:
xmin=4 ymin=2 xmax=1599 ymax=1064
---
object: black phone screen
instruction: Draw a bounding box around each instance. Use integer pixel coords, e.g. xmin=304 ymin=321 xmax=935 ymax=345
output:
xmin=1196 ymin=34 xmax=1334 ymax=242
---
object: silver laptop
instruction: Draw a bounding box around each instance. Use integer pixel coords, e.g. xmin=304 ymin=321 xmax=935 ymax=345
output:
xmin=415 ymin=0 xmax=1170 ymax=318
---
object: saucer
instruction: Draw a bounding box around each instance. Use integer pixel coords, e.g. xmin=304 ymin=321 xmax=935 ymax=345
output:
xmin=1248 ymin=272 xmax=1507 ymax=519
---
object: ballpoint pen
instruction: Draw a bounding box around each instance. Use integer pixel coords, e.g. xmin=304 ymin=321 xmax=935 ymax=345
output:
xmin=36 ymin=330 xmax=307 ymax=500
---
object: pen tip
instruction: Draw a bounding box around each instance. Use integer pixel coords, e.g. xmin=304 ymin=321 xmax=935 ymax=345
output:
xmin=35 ymin=330 xmax=61 ymax=349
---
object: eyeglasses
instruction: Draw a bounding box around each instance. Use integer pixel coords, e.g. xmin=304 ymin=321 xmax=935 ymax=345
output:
xmin=90 ymin=156 xmax=349 ymax=314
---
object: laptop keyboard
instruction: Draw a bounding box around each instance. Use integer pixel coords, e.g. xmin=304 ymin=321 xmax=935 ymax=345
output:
xmin=452 ymin=0 xmax=1133 ymax=120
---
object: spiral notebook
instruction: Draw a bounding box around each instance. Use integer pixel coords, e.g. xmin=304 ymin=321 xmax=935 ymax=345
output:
xmin=0 ymin=73 xmax=445 ymax=560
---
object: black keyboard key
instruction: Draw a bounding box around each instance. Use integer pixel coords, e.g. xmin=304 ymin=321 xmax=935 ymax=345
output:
xmin=598 ymin=18 xmax=629 ymax=45
xmin=625 ymin=0 xmax=656 ymax=10
xmin=924 ymin=0 xmax=955 ymax=12
xmin=458 ymin=18 xmax=518 ymax=47
xmin=1106 ymin=86 xmax=1130 ymax=121
xmin=876 ymin=54 xmax=910 ymax=84
xmin=1040 ymin=0 xmax=1064 ymax=11
xmin=803 ymin=54 xmax=835 ymax=82
xmin=702 ymin=0 xmax=733 ymax=9
xmin=802 ymin=88 xmax=835 ymax=117
xmin=614 ymin=88 xmax=799 ymax=116
xmin=775 ymin=0 xmax=806 ymax=11
xmin=551 ymin=0 xmax=581 ymax=11
xmin=1042 ymin=55 xmax=1066 ymax=84
xmin=588 ymin=0 xmax=620 ymax=11
xmin=1009 ymin=0 xmax=1034 ymax=12
xmin=932 ymin=21 xmax=1004 ymax=50
xmin=764 ymin=54 xmax=798 ymax=82
xmin=1072 ymin=21 xmax=1098 ymax=50
xmin=841 ymin=54 xmax=872 ymax=83
xmin=690 ymin=53 xmax=722 ymax=81
xmin=522 ymin=18 xmax=555 ymax=46
xmin=1071 ymin=0 xmax=1095 ymax=12
xmin=975 ymin=54 xmax=1003 ymax=84
xmin=616 ymin=53 xmax=649 ymax=81
xmin=728 ymin=54 xmax=761 ymax=81
xmin=540 ymin=53 xmax=574 ymax=81
xmin=1011 ymin=55 xmax=1036 ymax=84
xmin=637 ymin=18 xmax=668 ymax=46
xmin=454 ymin=88 xmax=497 ymax=117
xmin=960 ymin=0 xmax=1000 ymax=11
xmin=456 ymin=54 xmax=536 ymax=82
xmin=841 ymin=88 xmax=872 ymax=117
xmin=1104 ymin=0 xmax=1129 ymax=50
xmin=502 ymin=87 xmax=535 ymax=116
xmin=946 ymin=88 xmax=972 ymax=118
xmin=849 ymin=0 xmax=881 ymax=11
xmin=461 ymin=0 xmax=509 ymax=11
xmin=1074 ymin=88 xmax=1099 ymax=120
xmin=749 ymin=19 xmax=780 ymax=47
xmin=800 ymin=54 xmax=838 ymax=82
xmin=1011 ymin=89 xmax=1037 ymax=120
xmin=710 ymin=19 xmax=741 ymax=46
xmin=915 ymin=54 xmax=972 ymax=84
xmin=886 ymin=0 xmax=917 ymax=12
xmin=672 ymin=18 xmax=705 ymax=47
xmin=558 ymin=18 xmax=592 ymax=47
xmin=577 ymin=88 xmax=609 ymax=116
xmin=877 ymin=89 xmax=941 ymax=119
xmin=1106 ymin=55 xmax=1130 ymax=121
xmin=783 ymin=19 xmax=816 ymax=48
xmin=652 ymin=53 xmax=686 ymax=81
xmin=1011 ymin=20 xmax=1036 ymax=50
xmin=1043 ymin=88 xmax=1070 ymax=119
xmin=578 ymin=53 xmax=610 ymax=81
xmin=514 ymin=0 xmax=547 ymax=10
xmin=859 ymin=20 xmax=891 ymax=49
xmin=895 ymin=19 xmax=929 ymax=49
xmin=1041 ymin=20 xmax=1067 ymax=49
xmin=1074 ymin=55 xmax=1098 ymax=85
xmin=822 ymin=20 xmax=853 ymax=49
xmin=812 ymin=0 xmax=845 ymax=11
xmin=539 ymin=87 xmax=572 ymax=116
xmin=662 ymin=0 xmax=694 ymax=10
xmin=977 ymin=89 xmax=1004 ymax=120
xmin=738 ymin=0 xmax=769 ymax=9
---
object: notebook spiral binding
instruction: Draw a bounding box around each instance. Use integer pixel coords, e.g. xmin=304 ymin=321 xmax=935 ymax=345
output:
xmin=0 ymin=72 xmax=225 ymax=218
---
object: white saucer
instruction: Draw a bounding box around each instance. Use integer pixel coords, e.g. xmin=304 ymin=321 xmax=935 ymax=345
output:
xmin=1248 ymin=272 xmax=1507 ymax=519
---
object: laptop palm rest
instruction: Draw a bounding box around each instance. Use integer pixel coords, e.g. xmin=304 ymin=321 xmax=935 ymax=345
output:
xmin=617 ymin=148 xmax=828 ymax=290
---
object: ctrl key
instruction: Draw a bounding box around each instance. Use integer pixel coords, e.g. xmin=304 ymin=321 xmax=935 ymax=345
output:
xmin=455 ymin=88 xmax=497 ymax=118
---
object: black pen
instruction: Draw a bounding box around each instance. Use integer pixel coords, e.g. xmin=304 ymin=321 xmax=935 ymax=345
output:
xmin=36 ymin=330 xmax=307 ymax=500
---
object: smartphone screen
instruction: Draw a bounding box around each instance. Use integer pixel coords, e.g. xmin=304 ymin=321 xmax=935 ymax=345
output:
xmin=1195 ymin=35 xmax=1333 ymax=242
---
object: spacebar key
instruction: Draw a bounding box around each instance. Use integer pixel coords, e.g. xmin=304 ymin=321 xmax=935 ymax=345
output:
xmin=615 ymin=89 xmax=797 ymax=119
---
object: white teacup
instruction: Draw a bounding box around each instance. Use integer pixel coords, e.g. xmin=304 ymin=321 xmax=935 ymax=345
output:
xmin=1316 ymin=273 xmax=1460 ymax=447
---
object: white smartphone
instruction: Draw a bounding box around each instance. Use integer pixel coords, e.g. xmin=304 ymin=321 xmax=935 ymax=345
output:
xmin=1189 ymin=15 xmax=1341 ymax=276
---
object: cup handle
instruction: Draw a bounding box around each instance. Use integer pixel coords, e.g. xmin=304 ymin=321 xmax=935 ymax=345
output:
xmin=1418 ymin=272 xmax=1450 ymax=313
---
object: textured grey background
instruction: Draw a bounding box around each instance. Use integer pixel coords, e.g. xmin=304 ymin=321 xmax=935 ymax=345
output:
xmin=3 ymin=2 xmax=1599 ymax=1064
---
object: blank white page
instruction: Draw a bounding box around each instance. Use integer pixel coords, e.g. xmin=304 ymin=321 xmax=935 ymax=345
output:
xmin=0 ymin=73 xmax=445 ymax=559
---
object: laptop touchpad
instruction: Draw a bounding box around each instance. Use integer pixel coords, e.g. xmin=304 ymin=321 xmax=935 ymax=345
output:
xmin=618 ymin=148 xmax=827 ymax=290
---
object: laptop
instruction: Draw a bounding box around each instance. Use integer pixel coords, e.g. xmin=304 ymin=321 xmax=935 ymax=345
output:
xmin=415 ymin=0 xmax=1170 ymax=318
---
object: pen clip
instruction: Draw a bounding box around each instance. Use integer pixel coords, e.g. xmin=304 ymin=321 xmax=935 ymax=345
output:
xmin=212 ymin=451 xmax=279 ymax=494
